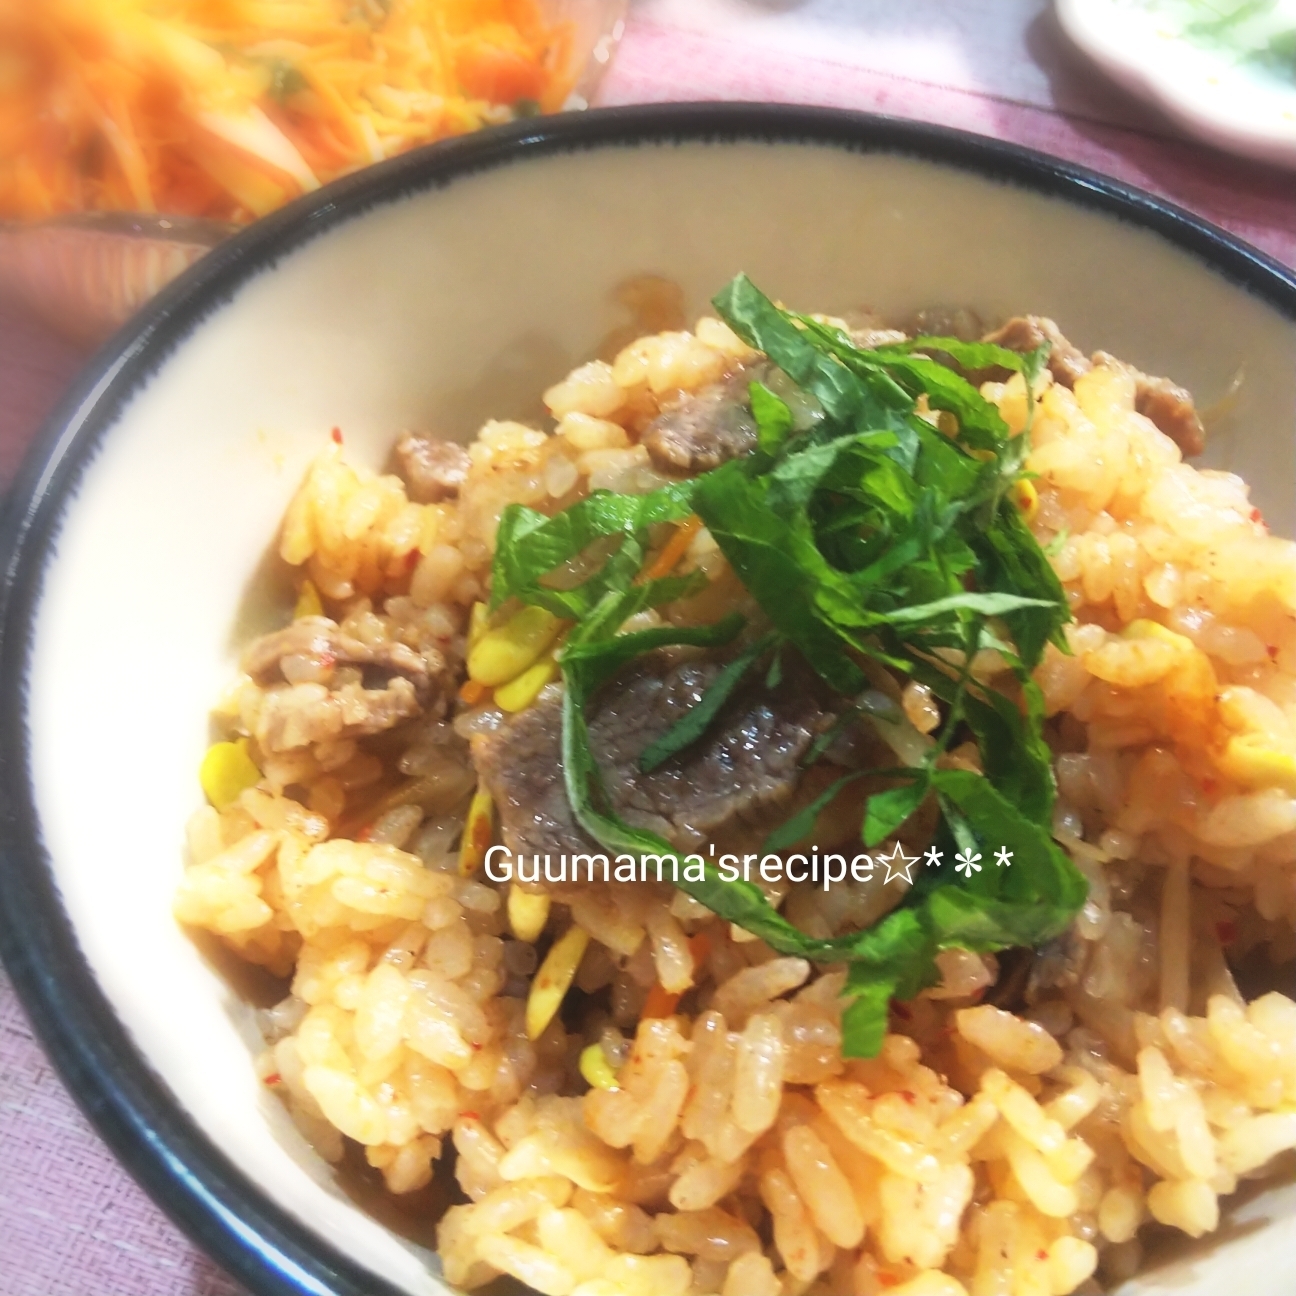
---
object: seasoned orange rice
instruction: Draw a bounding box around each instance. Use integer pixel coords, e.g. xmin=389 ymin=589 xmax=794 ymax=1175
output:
xmin=178 ymin=306 xmax=1296 ymax=1296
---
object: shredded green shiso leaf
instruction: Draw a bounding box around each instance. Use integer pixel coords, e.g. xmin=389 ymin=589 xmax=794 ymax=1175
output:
xmin=487 ymin=274 xmax=1088 ymax=1057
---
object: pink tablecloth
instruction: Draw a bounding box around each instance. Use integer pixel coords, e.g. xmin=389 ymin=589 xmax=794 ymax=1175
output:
xmin=2 ymin=3 xmax=1294 ymax=1293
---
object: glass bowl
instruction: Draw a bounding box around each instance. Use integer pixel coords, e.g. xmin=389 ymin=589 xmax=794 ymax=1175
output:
xmin=0 ymin=0 xmax=628 ymax=347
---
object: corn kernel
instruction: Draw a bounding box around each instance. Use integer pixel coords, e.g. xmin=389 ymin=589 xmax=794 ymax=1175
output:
xmin=495 ymin=653 xmax=558 ymax=712
xmin=1218 ymin=733 xmax=1296 ymax=792
xmin=294 ymin=579 xmax=323 ymax=619
xmin=1047 ymin=1236 xmax=1097 ymax=1291
xmin=199 ymin=738 xmax=261 ymax=810
xmin=1147 ymin=1178 xmax=1218 ymax=1238
xmin=526 ymin=926 xmax=590 ymax=1040
xmin=458 ymin=787 xmax=495 ymax=876
xmin=579 ymin=1042 xmax=620 ymax=1092
xmin=1013 ymin=478 xmax=1039 ymax=522
xmin=1123 ymin=618 xmax=1193 ymax=651
xmin=509 ymin=885 xmax=551 ymax=942
xmin=1098 ymin=1185 xmax=1143 ymax=1243
xmin=467 ymin=601 xmax=489 ymax=651
xmin=468 ymin=605 xmax=562 ymax=687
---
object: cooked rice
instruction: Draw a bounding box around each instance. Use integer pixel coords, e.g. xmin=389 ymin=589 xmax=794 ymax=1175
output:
xmin=178 ymin=312 xmax=1296 ymax=1295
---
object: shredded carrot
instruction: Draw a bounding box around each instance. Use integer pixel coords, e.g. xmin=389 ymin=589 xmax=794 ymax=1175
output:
xmin=641 ymin=931 xmax=711 ymax=1020
xmin=453 ymin=35 xmax=547 ymax=103
xmin=642 ymin=514 xmax=702 ymax=582
xmin=0 ymin=0 xmax=581 ymax=224
xmin=640 ymin=981 xmax=680 ymax=1021
xmin=458 ymin=677 xmax=490 ymax=706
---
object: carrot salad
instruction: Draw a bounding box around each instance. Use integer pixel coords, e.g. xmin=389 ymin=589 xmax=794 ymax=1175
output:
xmin=0 ymin=0 xmax=577 ymax=222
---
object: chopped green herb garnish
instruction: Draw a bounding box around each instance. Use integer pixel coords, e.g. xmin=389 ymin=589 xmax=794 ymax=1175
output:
xmin=487 ymin=274 xmax=1085 ymax=1056
xmin=490 ymin=482 xmax=696 ymax=617
xmin=750 ymin=380 xmax=795 ymax=456
xmin=266 ymin=59 xmax=307 ymax=102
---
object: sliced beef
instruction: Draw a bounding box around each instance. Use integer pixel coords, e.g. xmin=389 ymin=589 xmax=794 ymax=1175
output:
xmin=1025 ymin=925 xmax=1088 ymax=998
xmin=394 ymin=432 xmax=471 ymax=503
xmin=904 ymin=306 xmax=986 ymax=341
xmin=471 ymin=647 xmax=838 ymax=858
xmin=983 ymin=315 xmax=1093 ymax=389
xmin=1137 ymin=374 xmax=1206 ymax=457
xmin=243 ymin=616 xmax=453 ymax=752
xmin=1091 ymin=351 xmax=1206 ymax=456
xmin=641 ymin=362 xmax=771 ymax=475
xmin=987 ymin=928 xmax=1087 ymax=1011
xmin=256 ymin=677 xmax=424 ymax=751
xmin=243 ymin=616 xmax=434 ymax=697
xmin=980 ymin=321 xmax=1206 ymax=456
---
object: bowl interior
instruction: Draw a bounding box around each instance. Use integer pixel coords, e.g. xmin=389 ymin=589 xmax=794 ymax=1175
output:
xmin=18 ymin=126 xmax=1296 ymax=1295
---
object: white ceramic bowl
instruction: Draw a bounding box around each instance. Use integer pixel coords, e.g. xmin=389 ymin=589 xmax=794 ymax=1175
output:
xmin=1 ymin=104 xmax=1295 ymax=1296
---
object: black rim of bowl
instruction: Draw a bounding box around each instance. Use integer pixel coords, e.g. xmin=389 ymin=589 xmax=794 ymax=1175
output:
xmin=1 ymin=102 xmax=1295 ymax=1296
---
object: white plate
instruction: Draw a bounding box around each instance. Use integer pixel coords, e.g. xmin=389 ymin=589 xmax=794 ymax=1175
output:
xmin=1057 ymin=0 xmax=1296 ymax=169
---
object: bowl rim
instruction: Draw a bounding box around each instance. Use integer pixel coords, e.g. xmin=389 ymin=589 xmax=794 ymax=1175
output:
xmin=2 ymin=101 xmax=1295 ymax=1296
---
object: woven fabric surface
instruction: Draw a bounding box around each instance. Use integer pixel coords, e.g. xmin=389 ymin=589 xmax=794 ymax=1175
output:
xmin=2 ymin=2 xmax=1294 ymax=1293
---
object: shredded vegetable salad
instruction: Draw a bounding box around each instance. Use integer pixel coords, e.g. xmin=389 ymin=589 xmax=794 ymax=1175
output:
xmin=1136 ymin=0 xmax=1296 ymax=84
xmin=0 ymin=0 xmax=578 ymax=222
